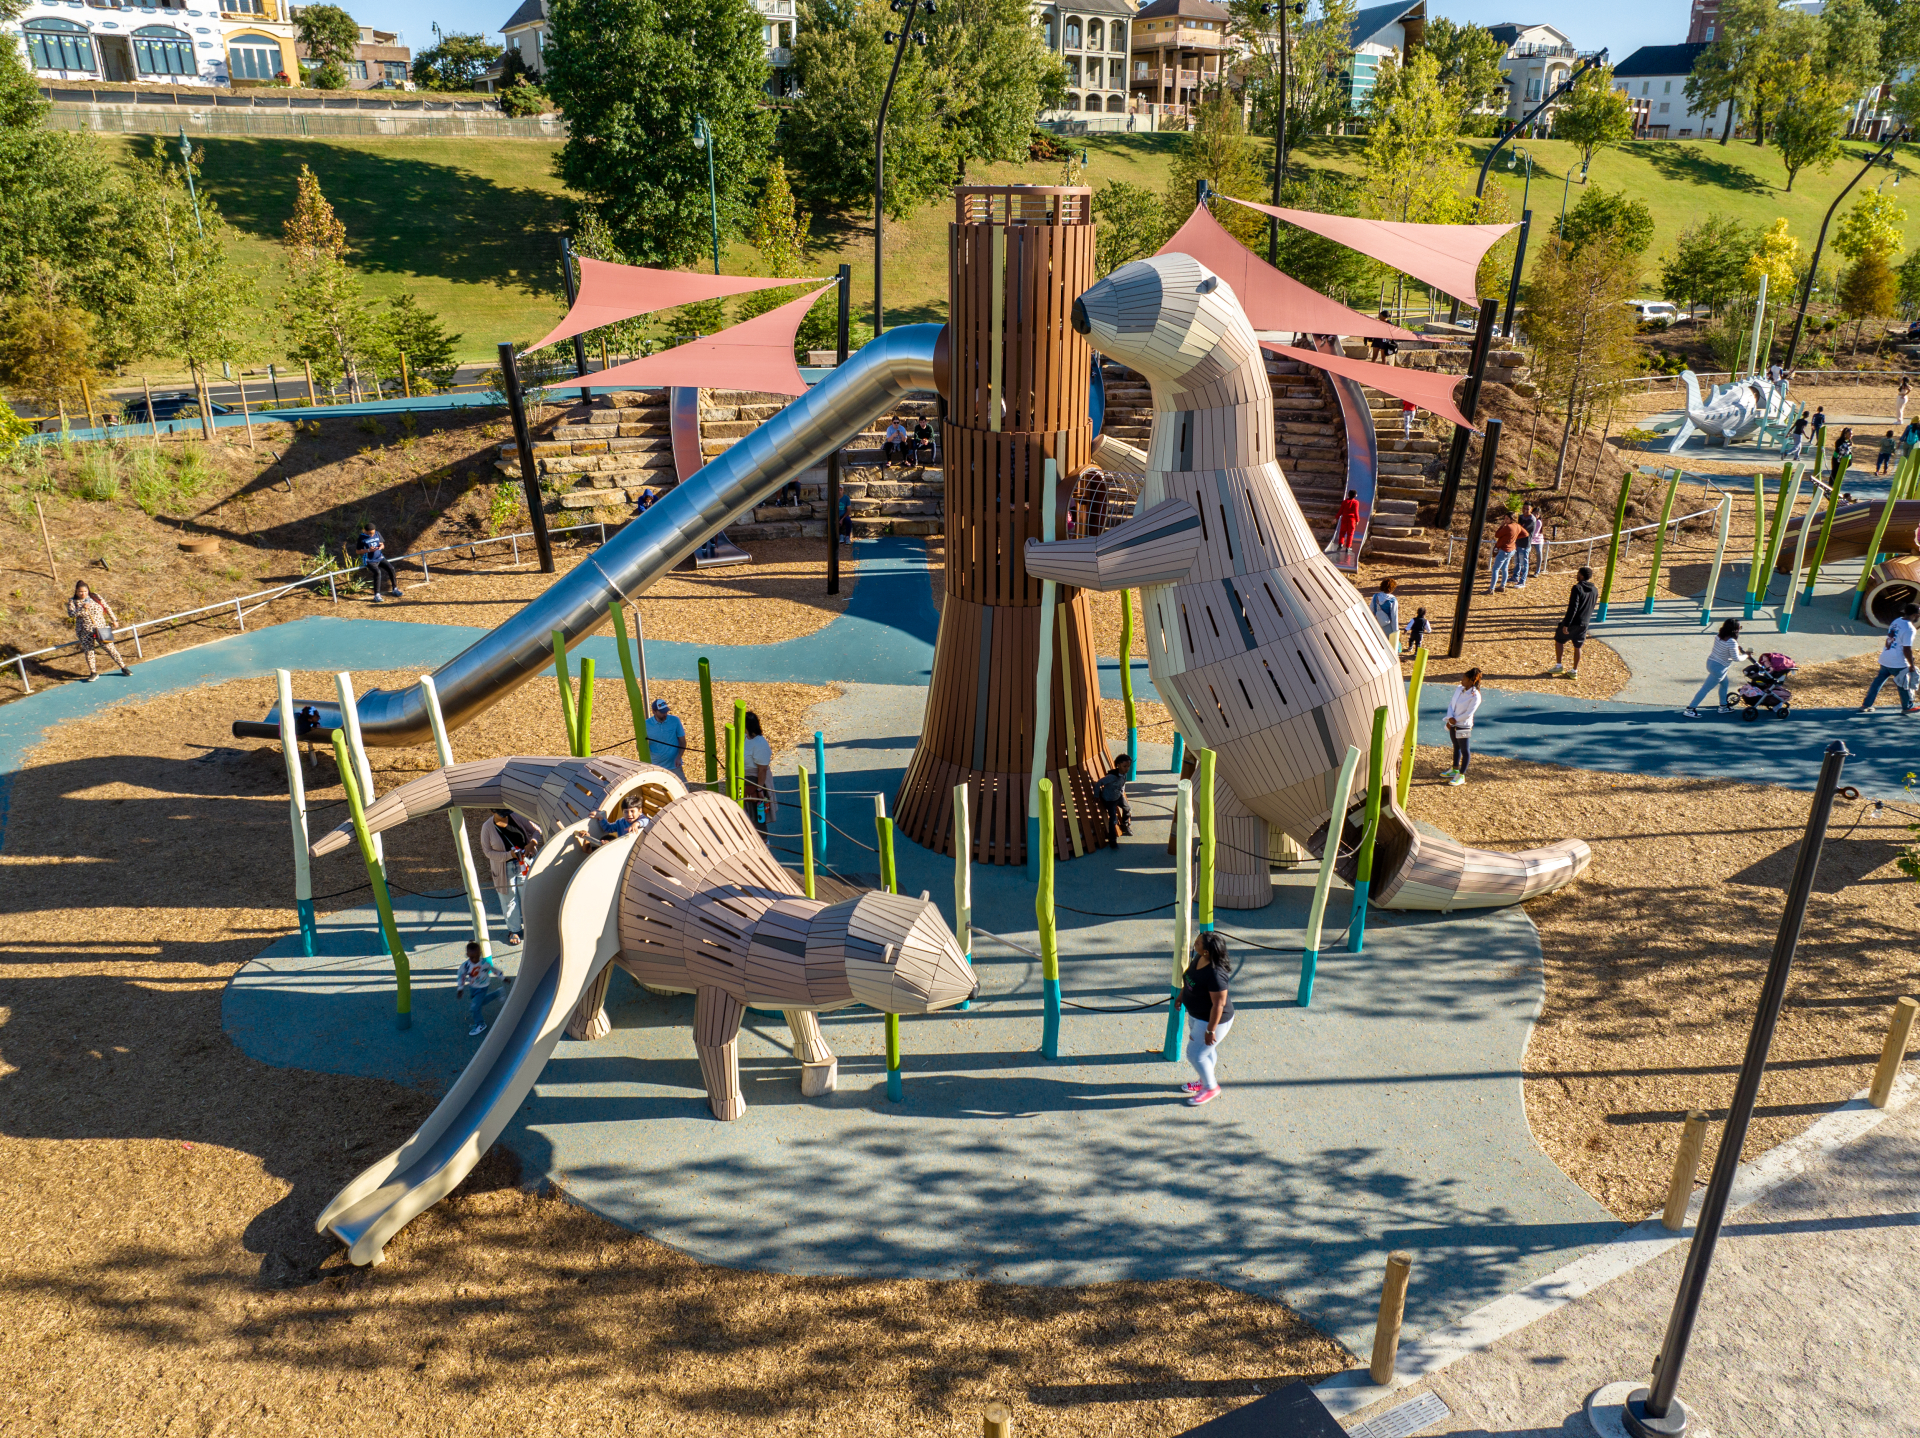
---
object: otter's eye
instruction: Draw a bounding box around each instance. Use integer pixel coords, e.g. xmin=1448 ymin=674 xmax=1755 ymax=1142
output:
xmin=1196 ymin=277 xmax=1218 ymax=294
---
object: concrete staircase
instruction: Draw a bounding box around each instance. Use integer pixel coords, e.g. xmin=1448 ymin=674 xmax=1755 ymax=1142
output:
xmin=1363 ymin=387 xmax=1445 ymax=567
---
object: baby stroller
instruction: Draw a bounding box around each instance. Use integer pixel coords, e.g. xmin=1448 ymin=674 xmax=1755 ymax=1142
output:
xmin=1735 ymin=652 xmax=1796 ymax=720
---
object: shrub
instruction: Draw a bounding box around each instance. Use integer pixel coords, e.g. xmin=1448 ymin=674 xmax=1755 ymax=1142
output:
xmin=76 ymin=447 xmax=120 ymax=501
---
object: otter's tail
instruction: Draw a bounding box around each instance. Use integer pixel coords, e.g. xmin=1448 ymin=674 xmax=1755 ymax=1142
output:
xmin=1327 ymin=797 xmax=1590 ymax=911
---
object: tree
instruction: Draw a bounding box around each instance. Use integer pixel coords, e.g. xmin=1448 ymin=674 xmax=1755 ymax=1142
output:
xmin=411 ymin=31 xmax=502 ymax=92
xmin=786 ymin=0 xmax=949 ymax=217
xmin=279 ymin=164 xmax=371 ymax=394
xmin=1744 ymin=217 xmax=1800 ymax=294
xmin=1833 ymin=189 xmax=1906 ymax=264
xmin=1273 ymin=171 xmax=1382 ymax=304
xmin=1898 ymin=247 xmax=1920 ymax=315
xmin=1684 ymin=4 xmax=1757 ymax=145
xmin=1555 ymin=187 xmax=1655 ymax=258
xmin=0 ymin=266 xmax=98 ymax=415
xmin=1420 ymin=17 xmax=1507 ymax=136
xmin=543 ymin=0 xmax=772 ymax=268
xmin=1771 ymin=64 xmax=1850 ymax=191
xmin=1092 ymin=180 xmax=1165 ymax=278
xmin=1164 ymin=88 xmax=1268 ymax=247
xmin=1749 ymin=7 xmax=1822 ymax=146
xmin=1866 ymin=0 xmax=1920 ymax=100
xmin=1817 ymin=0 xmax=1884 ymax=93
xmin=736 ymin=162 xmax=837 ymax=360
xmin=1362 ymin=50 xmax=1465 ymax=225
xmin=295 ymin=4 xmax=361 ymax=91
xmin=925 ymin=0 xmax=1064 ymax=182
xmin=1837 ymin=247 xmax=1895 ymax=351
xmin=1522 ymin=235 xmax=1641 ymax=489
xmin=362 ymin=294 xmax=462 ymax=390
xmin=1230 ymin=0 xmax=1358 ymax=175
xmin=1550 ymin=66 xmax=1633 ymax=176
xmin=1659 ymin=215 xmax=1757 ymax=315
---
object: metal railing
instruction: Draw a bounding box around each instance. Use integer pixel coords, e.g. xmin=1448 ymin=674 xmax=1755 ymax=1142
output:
xmin=8 ymin=519 xmax=614 ymax=694
xmin=1444 ymin=502 xmax=1722 ymax=576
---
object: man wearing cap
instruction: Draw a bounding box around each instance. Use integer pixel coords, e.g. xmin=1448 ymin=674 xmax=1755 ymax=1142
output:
xmin=645 ymin=697 xmax=687 ymax=778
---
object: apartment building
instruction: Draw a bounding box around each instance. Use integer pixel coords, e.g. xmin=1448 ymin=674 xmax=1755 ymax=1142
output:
xmin=1612 ymin=42 xmax=1730 ymax=139
xmin=1127 ymin=0 xmax=1231 ymax=112
xmin=1485 ymin=22 xmax=1585 ymax=130
xmin=1032 ymin=0 xmax=1133 ymax=116
xmin=11 ymin=0 xmax=222 ymax=85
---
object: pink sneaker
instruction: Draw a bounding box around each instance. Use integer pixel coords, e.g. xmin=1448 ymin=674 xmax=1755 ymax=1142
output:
xmin=1186 ymin=1087 xmax=1220 ymax=1106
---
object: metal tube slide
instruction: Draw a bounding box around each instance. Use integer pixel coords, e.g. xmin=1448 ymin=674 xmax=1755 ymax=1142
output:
xmin=237 ymin=324 xmax=943 ymax=746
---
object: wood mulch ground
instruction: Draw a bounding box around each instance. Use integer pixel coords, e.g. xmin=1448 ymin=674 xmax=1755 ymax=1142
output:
xmin=1787 ymin=649 xmax=1919 ymax=711
xmin=0 ymin=674 xmax=1348 ymax=1435
xmin=1401 ymin=744 xmax=1920 ymax=1223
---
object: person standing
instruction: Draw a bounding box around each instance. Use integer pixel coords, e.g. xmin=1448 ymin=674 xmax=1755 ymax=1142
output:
xmin=1784 ymin=410 xmax=1809 ymax=461
xmin=741 ymin=710 xmax=776 ymax=834
xmin=455 ymin=942 xmax=506 ymax=1037
xmin=1179 ymin=932 xmax=1234 ymax=1106
xmin=1830 ymin=426 xmax=1853 ymax=482
xmin=1899 ymin=375 xmax=1911 ymax=424
xmin=1551 ymin=565 xmax=1599 ymax=679
xmin=1400 ymin=398 xmax=1416 ymax=440
xmin=1860 ymin=602 xmax=1918 ymax=715
xmin=1904 ymin=417 xmax=1920 ymax=457
xmin=1489 ymin=511 xmax=1521 ymax=592
xmin=66 ymin=581 xmax=131 ymax=682
xmin=1684 ymin=619 xmax=1750 ymax=717
xmin=1810 ymin=406 xmax=1827 ymax=441
xmin=1094 ymin=759 xmax=1131 ymax=848
xmin=356 ymin=522 xmax=400 ymax=602
xmin=837 ymin=489 xmax=853 ymax=544
xmin=1333 ymin=490 xmax=1361 ymax=558
xmin=1876 ymin=430 xmax=1897 ymax=477
xmin=1405 ymin=606 xmax=1431 ymax=654
xmin=1441 ymin=667 xmax=1482 ymax=785
xmin=1512 ymin=503 xmax=1539 ymax=588
xmin=645 ymin=697 xmax=687 ymax=778
xmin=1369 ymin=578 xmax=1401 ymax=650
xmin=480 ymin=810 xmax=541 ymax=945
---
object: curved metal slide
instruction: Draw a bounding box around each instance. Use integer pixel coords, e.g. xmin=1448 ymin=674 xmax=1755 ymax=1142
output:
xmin=315 ymin=820 xmax=635 ymax=1265
xmin=237 ymin=325 xmax=942 ymax=746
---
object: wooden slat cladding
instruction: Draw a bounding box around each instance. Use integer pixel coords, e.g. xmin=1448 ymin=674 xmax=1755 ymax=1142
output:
xmin=899 ymin=185 xmax=1109 ymax=866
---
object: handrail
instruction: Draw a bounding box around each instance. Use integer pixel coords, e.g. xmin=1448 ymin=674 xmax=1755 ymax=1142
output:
xmin=6 ymin=519 xmax=613 ymax=694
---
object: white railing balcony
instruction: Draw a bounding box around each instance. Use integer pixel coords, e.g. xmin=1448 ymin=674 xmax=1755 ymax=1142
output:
xmin=766 ymin=45 xmax=791 ymax=67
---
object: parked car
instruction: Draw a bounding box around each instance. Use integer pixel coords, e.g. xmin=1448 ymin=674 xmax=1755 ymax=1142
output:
xmin=122 ymin=392 xmax=233 ymax=423
xmin=1626 ymin=300 xmax=1680 ymax=328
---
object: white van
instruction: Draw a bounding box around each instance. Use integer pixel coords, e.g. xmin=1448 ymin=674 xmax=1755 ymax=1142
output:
xmin=1626 ymin=300 xmax=1681 ymax=325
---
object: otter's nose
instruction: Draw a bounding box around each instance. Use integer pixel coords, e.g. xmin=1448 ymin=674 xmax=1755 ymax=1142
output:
xmin=1070 ymin=296 xmax=1090 ymax=335
xmin=968 ymin=980 xmax=980 ymax=1003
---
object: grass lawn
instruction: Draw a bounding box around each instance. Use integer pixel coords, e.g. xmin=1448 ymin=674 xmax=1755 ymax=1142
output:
xmin=89 ymin=127 xmax=1919 ymax=367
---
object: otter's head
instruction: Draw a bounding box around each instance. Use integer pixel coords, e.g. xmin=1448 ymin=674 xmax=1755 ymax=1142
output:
xmin=1071 ymin=252 xmax=1261 ymax=394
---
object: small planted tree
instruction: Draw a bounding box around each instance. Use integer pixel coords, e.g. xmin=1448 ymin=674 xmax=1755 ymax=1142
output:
xmin=0 ymin=265 xmax=99 ymax=417
xmin=736 ymin=162 xmax=837 ymax=360
xmin=1523 ymin=235 xmax=1641 ymax=489
xmin=295 ymin=4 xmax=362 ymax=90
xmin=1092 ymin=180 xmax=1165 ymax=278
xmin=1660 ymin=215 xmax=1758 ymax=317
xmin=410 ymin=31 xmax=502 ymax=91
xmin=1837 ymin=248 xmax=1896 ymax=353
xmin=1770 ymin=66 xmax=1849 ymax=192
xmin=1164 ymin=87 xmax=1267 ymax=246
xmin=1550 ymin=66 xmax=1634 ymax=178
xmin=1555 ymin=187 xmax=1655 ymax=257
xmin=279 ymin=164 xmax=371 ymax=396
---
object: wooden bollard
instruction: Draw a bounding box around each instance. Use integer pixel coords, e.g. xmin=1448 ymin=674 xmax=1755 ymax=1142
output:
xmin=1368 ymin=1250 xmax=1413 ymax=1385
xmin=1661 ymin=1110 xmax=1710 ymax=1231
xmin=982 ymin=1401 xmax=1012 ymax=1438
xmin=1869 ymin=997 xmax=1919 ymax=1109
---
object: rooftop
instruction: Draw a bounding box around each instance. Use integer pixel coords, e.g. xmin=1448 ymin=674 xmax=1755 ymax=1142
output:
xmin=1613 ymin=42 xmax=1710 ymax=77
xmin=1132 ymin=0 xmax=1232 ymax=22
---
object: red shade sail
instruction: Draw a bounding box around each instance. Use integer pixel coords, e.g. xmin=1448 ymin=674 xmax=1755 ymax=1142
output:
xmin=584 ymin=284 xmax=836 ymax=398
xmin=528 ymin=256 xmax=821 ymax=353
xmin=1158 ymin=206 xmax=1418 ymax=341
xmin=1220 ymin=197 xmax=1514 ymax=306
xmin=1264 ymin=343 xmax=1478 ymax=433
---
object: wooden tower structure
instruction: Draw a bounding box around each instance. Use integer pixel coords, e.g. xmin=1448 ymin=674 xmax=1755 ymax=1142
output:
xmin=895 ymin=185 xmax=1112 ymax=866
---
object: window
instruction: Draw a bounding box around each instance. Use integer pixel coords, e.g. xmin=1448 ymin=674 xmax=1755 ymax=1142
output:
xmin=1065 ymin=57 xmax=1079 ymax=84
xmin=1111 ymin=22 xmax=1124 ymax=50
xmin=25 ymin=18 xmax=96 ymax=71
xmin=132 ymin=24 xmax=195 ymax=74
xmin=1658 ymin=101 xmax=1669 ymax=113
xmin=1064 ymin=19 xmax=1080 ymax=48
xmin=381 ymin=60 xmax=406 ymax=83
xmin=1108 ymin=57 xmax=1121 ymax=86
xmin=1106 ymin=94 xmax=1124 ymax=112
xmin=1088 ymin=19 xmax=1103 ymax=48
xmin=1641 ymin=82 xmax=1649 ymax=95
xmin=229 ymin=33 xmax=280 ymax=78
xmin=345 ymin=59 xmax=367 ymax=79
xmin=1066 ymin=91 xmax=1080 ymax=110
xmin=1663 ymin=80 xmax=1672 ymax=94
xmin=219 ymin=0 xmax=264 ymax=12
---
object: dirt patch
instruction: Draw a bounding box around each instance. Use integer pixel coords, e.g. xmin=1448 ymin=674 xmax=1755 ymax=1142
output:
xmin=0 ymin=673 xmax=1348 ymax=1435
xmin=1400 ymin=745 xmax=1920 ymax=1222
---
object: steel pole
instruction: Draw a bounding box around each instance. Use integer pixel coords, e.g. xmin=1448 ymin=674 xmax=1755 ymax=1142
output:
xmin=1447 ymin=418 xmax=1501 ymax=658
xmin=1501 ymin=210 xmax=1532 ymax=338
xmin=872 ymin=0 xmax=922 ymax=337
xmin=1624 ymin=741 xmax=1851 ymax=1438
xmin=498 ymin=341 xmax=556 ymax=574
xmin=1435 ymin=298 xmax=1501 ymax=528
xmin=828 ymin=263 xmax=851 ymax=596
xmin=559 ymin=236 xmax=592 ymax=407
xmin=1783 ymin=128 xmax=1908 ymax=372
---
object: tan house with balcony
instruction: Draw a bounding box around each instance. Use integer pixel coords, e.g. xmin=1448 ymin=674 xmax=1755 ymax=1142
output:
xmin=1127 ymin=0 xmax=1232 ymax=112
xmin=1031 ymin=0 xmax=1133 ymax=117
xmin=290 ymin=14 xmax=410 ymax=89
xmin=1486 ymin=22 xmax=1581 ymax=131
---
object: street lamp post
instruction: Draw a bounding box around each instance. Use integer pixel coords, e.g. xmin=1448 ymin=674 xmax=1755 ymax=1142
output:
xmin=873 ymin=0 xmax=933 ymax=337
xmin=1558 ymin=158 xmax=1587 ymax=226
xmin=1260 ymin=1 xmax=1305 ymax=267
xmin=1782 ymin=126 xmax=1910 ymax=372
xmin=1500 ymin=148 xmax=1534 ymax=337
xmin=177 ymin=126 xmax=203 ymax=237
xmin=691 ymin=115 xmax=720 ymax=276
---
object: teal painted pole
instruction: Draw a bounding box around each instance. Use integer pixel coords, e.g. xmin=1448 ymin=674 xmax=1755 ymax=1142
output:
xmin=1346 ymin=706 xmax=1388 ymax=954
xmin=1300 ymin=746 xmax=1361 ymax=1007
xmin=1745 ymin=472 xmax=1766 ymax=618
xmin=881 ymin=811 xmax=902 ymax=1099
xmin=1162 ymin=777 xmax=1192 ymax=1060
xmin=1851 ymin=451 xmax=1912 ymax=618
xmin=885 ymin=1011 xmax=902 ymax=1103
xmin=1037 ymin=776 xmax=1061 ymax=1060
xmin=1641 ymin=470 xmax=1680 ymax=614
xmin=798 ymin=765 xmax=816 ymax=899
xmin=1195 ymin=748 xmax=1216 ymax=934
xmin=609 ymin=601 xmax=647 ymax=756
xmin=1701 ymin=494 xmax=1732 ymax=624
xmin=1170 ymin=731 xmax=1185 ymax=775
xmin=1119 ymin=592 xmax=1139 ymax=779
xmin=814 ymin=729 xmax=827 ymax=856
xmin=275 ymin=668 xmax=317 ymax=956
xmin=1801 ymin=465 xmax=1847 ymax=601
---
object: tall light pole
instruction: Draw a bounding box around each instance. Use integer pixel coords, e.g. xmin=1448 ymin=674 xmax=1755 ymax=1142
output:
xmin=1259 ymin=1 xmax=1304 ymax=266
xmin=1783 ymin=126 xmax=1910 ymax=372
xmin=873 ymin=0 xmax=933 ymax=336
xmin=177 ymin=126 xmax=203 ymax=237
xmin=1558 ymin=157 xmax=1587 ymax=226
xmin=1500 ymin=147 xmax=1534 ymax=339
xmin=691 ymin=114 xmax=720 ymax=276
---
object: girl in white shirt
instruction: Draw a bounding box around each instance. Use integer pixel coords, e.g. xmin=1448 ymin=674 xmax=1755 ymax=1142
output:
xmin=742 ymin=711 xmax=777 ymax=834
xmin=1443 ymin=668 xmax=1483 ymax=785
xmin=1684 ymin=620 xmax=1749 ymax=717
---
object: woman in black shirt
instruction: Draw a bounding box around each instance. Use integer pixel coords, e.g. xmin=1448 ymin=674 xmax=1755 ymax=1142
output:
xmin=1180 ymin=931 xmax=1234 ymax=1105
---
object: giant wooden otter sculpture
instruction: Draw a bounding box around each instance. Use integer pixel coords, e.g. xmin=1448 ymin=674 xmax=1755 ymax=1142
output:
xmin=1024 ymin=253 xmax=1590 ymax=909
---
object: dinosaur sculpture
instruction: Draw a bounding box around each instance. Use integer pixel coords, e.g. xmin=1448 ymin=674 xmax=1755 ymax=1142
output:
xmin=1024 ymin=253 xmax=1590 ymax=910
xmin=309 ymin=755 xmax=977 ymax=1264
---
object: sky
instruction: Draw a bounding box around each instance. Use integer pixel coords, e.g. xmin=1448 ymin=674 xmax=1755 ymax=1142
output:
xmin=357 ymin=0 xmax=1690 ymax=67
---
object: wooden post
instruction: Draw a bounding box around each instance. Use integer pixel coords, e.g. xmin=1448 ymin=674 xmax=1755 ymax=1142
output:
xmin=275 ymin=668 xmax=317 ymax=956
xmin=814 ymin=730 xmax=828 ymax=857
xmin=609 ymin=601 xmax=647 ymax=757
xmin=1745 ymin=471 xmax=1766 ymax=619
xmin=798 ymin=765 xmax=817 ymax=898
xmin=420 ymin=673 xmax=493 ymax=959
xmin=1596 ymin=470 xmax=1632 ymax=623
xmin=894 ymin=184 xmax=1106 ymax=868
xmin=699 ymin=657 xmax=718 ymax=791
xmin=1701 ymin=494 xmax=1732 ymax=624
xmin=32 ymin=497 xmax=57 ymax=584
xmin=1368 ymin=1251 xmax=1413 ymax=1385
xmin=304 ymin=359 xmax=318 ymax=407
xmin=1661 ymin=1110 xmax=1709 ymax=1231
xmin=954 ymin=780 xmax=973 ymax=1010
xmin=399 ymin=350 xmax=412 ymax=399
xmin=575 ymin=657 xmax=595 ymax=755
xmin=237 ymin=369 xmax=255 ymax=449
xmin=1395 ymin=647 xmax=1427 ymax=810
xmin=330 ymin=731 xmax=412 ymax=1029
xmin=1163 ymin=777 xmax=1193 ymax=1059
xmin=1869 ymin=997 xmax=1918 ymax=1109
xmin=1037 ymin=775 xmax=1061 ymax=1059
xmin=1300 ymin=746 xmax=1361 ymax=1007
xmin=1196 ymin=747 xmax=1216 ymax=933
xmin=552 ymin=630 xmax=578 ymax=755
xmin=81 ymin=374 xmax=97 ymax=429
xmin=1641 ymin=470 xmax=1681 ymax=614
xmin=333 ymin=672 xmax=382 ymax=865
xmin=141 ymin=375 xmax=158 ymax=444
xmin=1119 ymin=591 xmax=1138 ymax=779
xmin=982 ymin=1403 xmax=1012 ymax=1438
xmin=1347 ymin=706 xmax=1388 ymax=954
